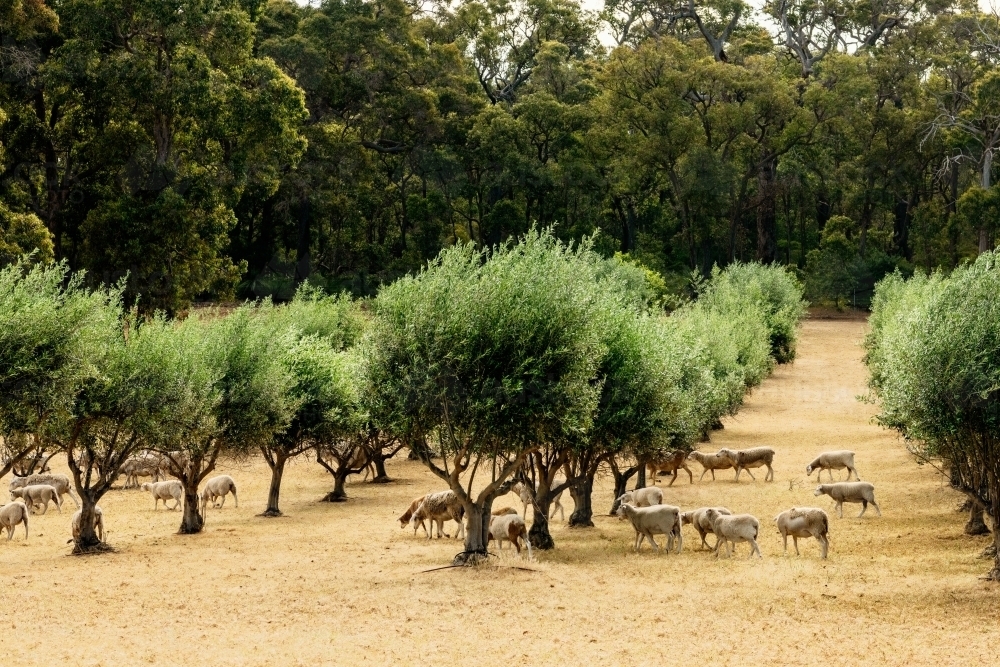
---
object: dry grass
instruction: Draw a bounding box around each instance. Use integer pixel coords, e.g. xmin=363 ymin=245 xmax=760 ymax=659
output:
xmin=1 ymin=319 xmax=998 ymax=666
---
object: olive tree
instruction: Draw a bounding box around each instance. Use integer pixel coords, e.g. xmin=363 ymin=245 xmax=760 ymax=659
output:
xmin=865 ymin=255 xmax=1000 ymax=579
xmin=365 ymin=230 xmax=610 ymax=563
xmin=50 ymin=314 xmax=194 ymax=551
xmin=0 ymin=262 xmax=114 ymax=482
xmin=159 ymin=305 xmax=298 ymax=534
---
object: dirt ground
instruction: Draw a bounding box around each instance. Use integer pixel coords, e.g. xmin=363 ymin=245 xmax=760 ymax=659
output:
xmin=1 ymin=319 xmax=998 ymax=666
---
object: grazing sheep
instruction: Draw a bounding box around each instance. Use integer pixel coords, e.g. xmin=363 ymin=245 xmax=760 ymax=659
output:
xmin=616 ymin=487 xmax=663 ymax=508
xmin=616 ymin=503 xmax=682 ymax=553
xmin=717 ymin=447 xmax=775 ymax=482
xmin=680 ymin=506 xmax=733 ymax=550
xmin=122 ymin=454 xmax=161 ymax=488
xmin=511 ymin=480 xmax=566 ymax=521
xmin=411 ymin=491 xmax=465 ymax=540
xmin=806 ymin=451 xmax=861 ymax=481
xmin=686 ymin=451 xmax=736 ymax=482
xmin=70 ymin=506 xmax=105 ymax=543
xmin=199 ymin=475 xmax=238 ymax=514
xmin=488 ymin=513 xmax=532 ymax=556
xmin=11 ymin=484 xmax=62 ymax=514
xmin=141 ymin=480 xmax=183 ymax=511
xmin=9 ymin=473 xmax=80 ymax=508
xmin=0 ymin=501 xmax=29 ymax=541
xmin=814 ymin=482 xmax=881 ymax=518
xmin=775 ymin=507 xmax=829 ymax=558
xmin=492 ymin=506 xmax=518 ymax=516
xmin=398 ymin=495 xmax=427 ymax=529
xmin=647 ymin=451 xmax=693 ymax=486
xmin=706 ymin=508 xmax=761 ymax=558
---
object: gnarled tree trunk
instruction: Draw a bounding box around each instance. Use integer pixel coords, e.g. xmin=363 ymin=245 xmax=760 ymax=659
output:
xmin=568 ymin=471 xmax=595 ymax=528
xmin=179 ymin=481 xmax=204 ymax=534
xmin=72 ymin=495 xmax=105 ymax=553
xmin=262 ymin=453 xmax=287 ymax=516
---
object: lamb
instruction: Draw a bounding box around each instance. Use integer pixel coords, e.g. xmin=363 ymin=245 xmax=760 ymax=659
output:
xmin=511 ymin=479 xmax=565 ymax=521
xmin=814 ymin=482 xmax=881 ymax=518
xmin=398 ymin=495 xmax=426 ymax=528
xmin=488 ymin=512 xmax=532 ymax=556
xmin=411 ymin=490 xmax=465 ymax=540
xmin=686 ymin=451 xmax=736 ymax=481
xmin=199 ymin=475 xmax=238 ymax=514
xmin=141 ymin=480 xmax=183 ymax=511
xmin=616 ymin=486 xmax=663 ymax=508
xmin=717 ymin=447 xmax=775 ymax=482
xmin=615 ymin=502 xmax=682 ymax=553
xmin=647 ymin=451 xmax=693 ymax=486
xmin=774 ymin=507 xmax=829 ymax=559
xmin=680 ymin=506 xmax=732 ymax=550
xmin=9 ymin=473 xmax=80 ymax=508
xmin=0 ymin=501 xmax=29 ymax=541
xmin=806 ymin=450 xmax=861 ymax=481
xmin=11 ymin=484 xmax=62 ymax=514
xmin=705 ymin=508 xmax=761 ymax=558
xmin=70 ymin=506 xmax=105 ymax=543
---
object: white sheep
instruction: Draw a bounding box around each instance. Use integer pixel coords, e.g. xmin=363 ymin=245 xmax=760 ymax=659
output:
xmin=71 ymin=506 xmax=105 ymax=543
xmin=717 ymin=447 xmax=775 ymax=482
xmin=814 ymin=482 xmax=881 ymax=518
xmin=680 ymin=506 xmax=732 ymax=550
xmin=705 ymin=508 xmax=761 ymax=558
xmin=0 ymin=501 xmax=29 ymax=541
xmin=199 ymin=475 xmax=238 ymax=514
xmin=774 ymin=507 xmax=829 ymax=558
xmin=616 ymin=487 xmax=663 ymax=508
xmin=511 ymin=479 xmax=566 ymax=521
xmin=141 ymin=480 xmax=183 ymax=511
xmin=9 ymin=473 xmax=80 ymax=508
xmin=11 ymin=484 xmax=62 ymax=514
xmin=411 ymin=490 xmax=465 ymax=540
xmin=616 ymin=502 xmax=682 ymax=553
xmin=686 ymin=451 xmax=736 ymax=482
xmin=488 ymin=512 xmax=532 ymax=556
xmin=806 ymin=451 xmax=861 ymax=481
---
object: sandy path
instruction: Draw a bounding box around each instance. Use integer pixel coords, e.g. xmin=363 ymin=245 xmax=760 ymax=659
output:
xmin=1 ymin=318 xmax=997 ymax=666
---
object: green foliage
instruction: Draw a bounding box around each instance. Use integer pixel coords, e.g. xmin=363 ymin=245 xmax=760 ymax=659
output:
xmin=0 ymin=204 xmax=54 ymax=265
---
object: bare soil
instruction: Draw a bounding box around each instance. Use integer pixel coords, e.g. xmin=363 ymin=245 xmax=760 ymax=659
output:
xmin=1 ymin=319 xmax=997 ymax=666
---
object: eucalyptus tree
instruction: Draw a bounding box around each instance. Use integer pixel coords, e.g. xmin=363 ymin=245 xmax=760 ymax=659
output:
xmin=0 ymin=261 xmax=114 ymax=481
xmin=158 ymin=305 xmax=298 ymax=534
xmin=365 ymin=230 xmax=611 ymax=563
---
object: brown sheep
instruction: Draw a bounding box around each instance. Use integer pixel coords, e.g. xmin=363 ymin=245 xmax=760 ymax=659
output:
xmin=647 ymin=451 xmax=693 ymax=486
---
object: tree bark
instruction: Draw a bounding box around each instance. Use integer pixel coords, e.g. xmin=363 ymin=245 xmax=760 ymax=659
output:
xmin=568 ymin=471 xmax=595 ymax=527
xmin=369 ymin=452 xmax=391 ymax=484
xmin=322 ymin=470 xmax=350 ymax=502
xmin=529 ymin=495 xmax=555 ymax=550
xmin=72 ymin=495 xmax=105 ymax=553
xmin=965 ymin=502 xmax=990 ymax=536
xmin=262 ymin=454 xmax=287 ymax=517
xmin=179 ymin=482 xmax=204 ymax=534
xmin=454 ymin=502 xmax=489 ymax=564
xmin=609 ymin=460 xmax=638 ymax=515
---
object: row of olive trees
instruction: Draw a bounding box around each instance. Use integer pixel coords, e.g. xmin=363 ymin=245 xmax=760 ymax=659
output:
xmin=363 ymin=230 xmax=805 ymax=561
xmin=865 ymin=254 xmax=1000 ymax=580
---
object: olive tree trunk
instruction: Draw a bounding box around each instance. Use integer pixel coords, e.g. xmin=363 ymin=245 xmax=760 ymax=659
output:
xmin=529 ymin=494 xmax=555 ymax=550
xmin=369 ymin=454 xmax=391 ymax=484
xmin=72 ymin=494 xmax=104 ymax=553
xmin=179 ymin=481 xmax=204 ymax=534
xmin=322 ymin=469 xmax=351 ymax=502
xmin=609 ymin=461 xmax=639 ymax=515
xmin=262 ymin=453 xmax=287 ymax=516
xmin=568 ymin=471 xmax=595 ymax=528
xmin=965 ymin=500 xmax=990 ymax=536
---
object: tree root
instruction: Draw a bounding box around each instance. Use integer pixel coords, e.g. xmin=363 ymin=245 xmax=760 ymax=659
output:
xmin=321 ymin=492 xmax=348 ymax=502
xmin=258 ymin=509 xmax=283 ymax=517
xmin=72 ymin=542 xmax=115 ymax=555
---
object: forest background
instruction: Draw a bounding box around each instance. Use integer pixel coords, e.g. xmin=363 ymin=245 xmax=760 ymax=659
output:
xmin=2 ymin=0 xmax=999 ymax=312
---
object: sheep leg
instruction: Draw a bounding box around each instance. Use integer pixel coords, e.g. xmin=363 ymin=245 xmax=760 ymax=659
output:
xmin=793 ymin=536 xmax=800 ymax=556
xmin=872 ymin=500 xmax=881 ymax=517
xmin=685 ymin=465 xmax=693 ymax=484
xmin=38 ymin=500 xmax=48 ymax=516
xmin=836 ymin=502 xmax=843 ymax=519
xmin=781 ymin=533 xmax=788 ymax=554
xmin=744 ymin=467 xmax=757 ymax=481
xmin=858 ymin=501 xmax=867 ymax=518
xmin=217 ymin=495 xmax=226 ymax=509
xmin=749 ymin=538 xmax=761 ymax=558
xmin=233 ymin=490 xmax=238 ymax=508
xmin=668 ymin=470 xmax=678 ymax=487
xmin=765 ymin=465 xmax=774 ymax=482
xmin=828 ymin=468 xmax=835 ymax=482
xmin=699 ymin=469 xmax=708 ymax=482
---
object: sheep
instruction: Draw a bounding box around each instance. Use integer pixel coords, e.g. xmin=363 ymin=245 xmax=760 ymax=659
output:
xmin=616 ymin=486 xmax=663 ymax=508
xmin=9 ymin=473 xmax=80 ymax=508
xmin=615 ymin=502 xmax=682 ymax=553
xmin=814 ymin=482 xmax=881 ymax=518
xmin=717 ymin=447 xmax=775 ymax=482
xmin=706 ymin=509 xmax=761 ymax=558
xmin=647 ymin=451 xmax=693 ymax=486
xmin=398 ymin=495 xmax=426 ymax=528
xmin=488 ymin=512 xmax=532 ymax=556
xmin=775 ymin=507 xmax=829 ymax=559
xmin=156 ymin=451 xmax=190 ymax=479
xmin=122 ymin=454 xmax=161 ymax=488
xmin=0 ymin=501 xmax=29 ymax=541
xmin=492 ymin=506 xmax=518 ymax=516
xmin=70 ymin=506 xmax=105 ymax=543
xmin=511 ymin=479 xmax=565 ymax=521
xmin=686 ymin=451 xmax=736 ymax=482
xmin=680 ymin=506 xmax=733 ymax=550
xmin=199 ymin=475 xmax=238 ymax=514
xmin=11 ymin=484 xmax=62 ymax=515
xmin=806 ymin=451 xmax=861 ymax=482
xmin=411 ymin=491 xmax=465 ymax=540
xmin=141 ymin=480 xmax=183 ymax=511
